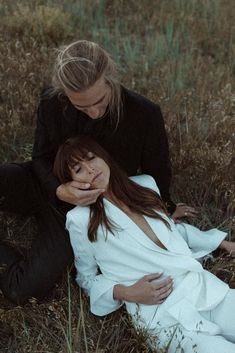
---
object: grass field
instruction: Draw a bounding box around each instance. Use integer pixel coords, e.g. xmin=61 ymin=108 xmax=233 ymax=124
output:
xmin=0 ymin=0 xmax=235 ymax=352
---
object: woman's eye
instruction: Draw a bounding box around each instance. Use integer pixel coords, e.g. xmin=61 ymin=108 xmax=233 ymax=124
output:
xmin=75 ymin=167 xmax=81 ymax=174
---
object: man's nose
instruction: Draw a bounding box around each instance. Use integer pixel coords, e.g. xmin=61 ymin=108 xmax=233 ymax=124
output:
xmin=87 ymin=107 xmax=101 ymax=119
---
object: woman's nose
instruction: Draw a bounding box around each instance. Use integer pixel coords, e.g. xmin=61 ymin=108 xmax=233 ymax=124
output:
xmin=87 ymin=164 xmax=95 ymax=174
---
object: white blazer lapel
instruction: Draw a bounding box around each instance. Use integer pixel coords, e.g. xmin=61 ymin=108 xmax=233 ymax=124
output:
xmin=104 ymin=199 xmax=192 ymax=257
xmin=144 ymin=215 xmax=192 ymax=256
xmin=103 ymin=199 xmax=163 ymax=252
xmin=104 ymin=199 xmax=191 ymax=255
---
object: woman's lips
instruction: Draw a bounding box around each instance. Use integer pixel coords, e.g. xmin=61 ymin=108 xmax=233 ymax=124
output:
xmin=91 ymin=172 xmax=102 ymax=183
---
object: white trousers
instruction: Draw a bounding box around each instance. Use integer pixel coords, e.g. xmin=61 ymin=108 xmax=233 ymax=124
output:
xmin=156 ymin=289 xmax=235 ymax=353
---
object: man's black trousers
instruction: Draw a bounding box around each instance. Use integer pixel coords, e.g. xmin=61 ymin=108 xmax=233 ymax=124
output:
xmin=0 ymin=162 xmax=74 ymax=305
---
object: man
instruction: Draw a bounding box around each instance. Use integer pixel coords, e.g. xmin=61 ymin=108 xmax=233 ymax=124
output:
xmin=0 ymin=40 xmax=195 ymax=304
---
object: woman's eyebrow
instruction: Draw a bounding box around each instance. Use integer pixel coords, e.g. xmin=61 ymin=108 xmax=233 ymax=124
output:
xmin=70 ymin=152 xmax=89 ymax=167
xmin=70 ymin=160 xmax=81 ymax=168
xmin=73 ymin=94 xmax=106 ymax=109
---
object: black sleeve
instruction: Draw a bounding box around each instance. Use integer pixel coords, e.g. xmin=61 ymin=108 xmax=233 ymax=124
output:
xmin=32 ymin=93 xmax=60 ymax=204
xmin=141 ymin=104 xmax=176 ymax=214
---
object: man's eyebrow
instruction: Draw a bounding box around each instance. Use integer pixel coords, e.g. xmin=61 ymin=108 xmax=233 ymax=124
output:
xmin=72 ymin=94 xmax=106 ymax=109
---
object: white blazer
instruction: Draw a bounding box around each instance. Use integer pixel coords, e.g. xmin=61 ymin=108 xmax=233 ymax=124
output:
xmin=66 ymin=175 xmax=228 ymax=335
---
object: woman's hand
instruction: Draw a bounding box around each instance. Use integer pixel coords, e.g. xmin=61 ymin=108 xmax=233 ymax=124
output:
xmin=56 ymin=181 xmax=105 ymax=206
xmin=171 ymin=203 xmax=198 ymax=223
xmin=113 ymin=273 xmax=173 ymax=305
xmin=219 ymin=240 xmax=235 ymax=256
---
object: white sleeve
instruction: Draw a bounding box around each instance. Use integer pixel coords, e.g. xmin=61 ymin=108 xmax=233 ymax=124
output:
xmin=175 ymin=223 xmax=227 ymax=259
xmin=66 ymin=211 xmax=123 ymax=316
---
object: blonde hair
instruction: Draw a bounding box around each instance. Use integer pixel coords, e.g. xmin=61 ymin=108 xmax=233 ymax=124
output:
xmin=51 ymin=40 xmax=122 ymax=127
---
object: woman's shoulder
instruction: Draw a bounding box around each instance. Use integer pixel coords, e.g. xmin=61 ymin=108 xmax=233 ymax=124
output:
xmin=66 ymin=205 xmax=90 ymax=226
xmin=129 ymin=174 xmax=160 ymax=194
xmin=66 ymin=206 xmax=91 ymax=245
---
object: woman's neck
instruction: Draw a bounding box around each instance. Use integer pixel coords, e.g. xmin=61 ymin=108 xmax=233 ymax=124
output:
xmin=104 ymin=190 xmax=130 ymax=212
xmin=103 ymin=190 xmax=124 ymax=206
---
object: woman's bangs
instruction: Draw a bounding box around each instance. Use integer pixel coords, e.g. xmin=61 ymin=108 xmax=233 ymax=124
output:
xmin=66 ymin=146 xmax=89 ymax=168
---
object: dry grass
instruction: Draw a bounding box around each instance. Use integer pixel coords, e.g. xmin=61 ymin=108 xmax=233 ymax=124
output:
xmin=0 ymin=0 xmax=235 ymax=352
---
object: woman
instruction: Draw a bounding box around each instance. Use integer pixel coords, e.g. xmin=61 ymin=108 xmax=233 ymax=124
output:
xmin=54 ymin=136 xmax=235 ymax=353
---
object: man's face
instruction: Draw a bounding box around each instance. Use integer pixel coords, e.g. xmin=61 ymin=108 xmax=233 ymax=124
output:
xmin=65 ymin=77 xmax=111 ymax=119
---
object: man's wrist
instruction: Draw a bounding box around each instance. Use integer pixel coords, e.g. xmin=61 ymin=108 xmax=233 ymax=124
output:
xmin=56 ymin=184 xmax=63 ymax=200
xmin=166 ymin=201 xmax=176 ymax=215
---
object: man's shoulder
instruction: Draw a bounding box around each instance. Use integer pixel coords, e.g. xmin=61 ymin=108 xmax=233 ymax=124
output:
xmin=38 ymin=86 xmax=80 ymax=126
xmin=121 ymin=86 xmax=161 ymax=114
xmin=39 ymin=86 xmax=68 ymax=109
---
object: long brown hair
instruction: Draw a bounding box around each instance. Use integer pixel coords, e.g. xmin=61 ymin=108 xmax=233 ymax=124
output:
xmin=54 ymin=136 xmax=170 ymax=242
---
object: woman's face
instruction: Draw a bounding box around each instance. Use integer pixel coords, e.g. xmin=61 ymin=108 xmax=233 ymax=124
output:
xmin=70 ymin=152 xmax=110 ymax=190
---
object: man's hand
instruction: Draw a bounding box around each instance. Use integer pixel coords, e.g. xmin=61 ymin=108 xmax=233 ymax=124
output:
xmin=171 ymin=203 xmax=198 ymax=224
xmin=113 ymin=273 xmax=173 ymax=305
xmin=56 ymin=181 xmax=105 ymax=206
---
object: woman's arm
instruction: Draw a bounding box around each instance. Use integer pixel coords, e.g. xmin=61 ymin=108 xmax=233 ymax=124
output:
xmin=66 ymin=212 xmax=124 ymax=316
xmin=175 ymin=222 xmax=227 ymax=258
xmin=113 ymin=273 xmax=173 ymax=305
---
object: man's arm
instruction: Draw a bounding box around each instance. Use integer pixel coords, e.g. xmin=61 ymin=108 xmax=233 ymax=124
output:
xmin=141 ymin=104 xmax=176 ymax=214
xmin=32 ymin=92 xmax=61 ymax=204
xmin=32 ymin=91 xmax=104 ymax=207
